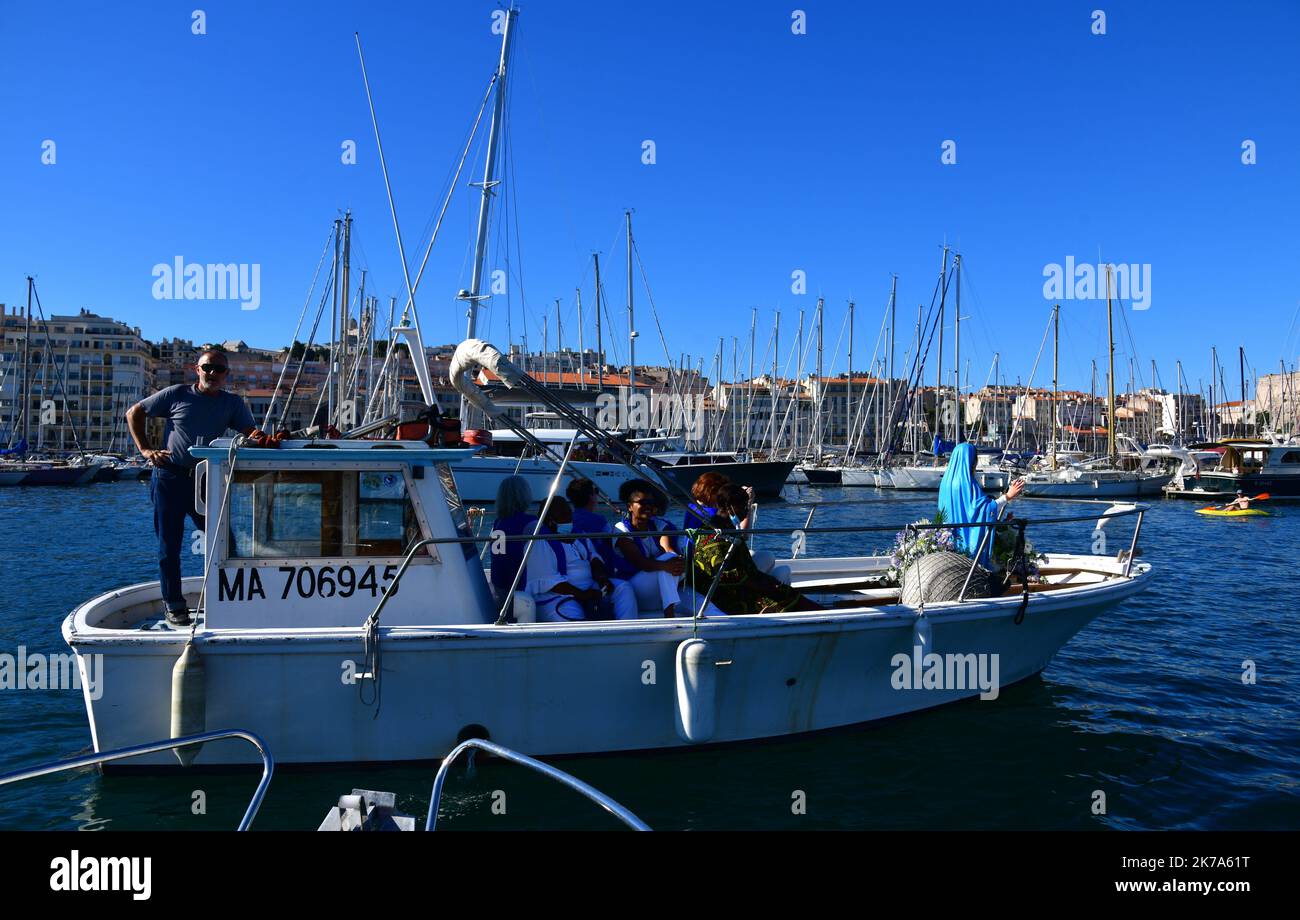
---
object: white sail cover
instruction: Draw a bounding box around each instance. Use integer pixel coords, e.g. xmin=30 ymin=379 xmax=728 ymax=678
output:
xmin=449 ymin=339 xmax=529 ymax=423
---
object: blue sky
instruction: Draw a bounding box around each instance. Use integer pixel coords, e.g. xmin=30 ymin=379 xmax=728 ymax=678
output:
xmin=2 ymin=1 xmax=1298 ymax=397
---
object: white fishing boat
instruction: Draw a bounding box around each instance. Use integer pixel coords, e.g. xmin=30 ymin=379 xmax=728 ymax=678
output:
xmin=60 ymin=340 xmax=1154 ymax=768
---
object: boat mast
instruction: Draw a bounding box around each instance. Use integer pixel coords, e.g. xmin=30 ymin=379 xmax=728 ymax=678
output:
xmin=328 ymin=219 xmax=340 ymax=427
xmin=1106 ymin=265 xmax=1116 ymax=464
xmin=575 ymin=287 xmax=584 ymax=389
xmin=954 ymin=253 xmax=962 ymax=444
xmin=593 ymin=253 xmax=604 ymax=395
xmin=555 ymin=298 xmax=563 ymax=363
xmin=846 ymin=299 xmax=854 ymax=457
xmin=795 ymin=309 xmax=804 ymax=455
xmin=913 ymin=303 xmax=921 ymax=456
xmin=1051 ymin=303 xmax=1059 ymax=468
xmin=1176 ymin=359 xmax=1184 ymax=442
xmin=935 ymin=245 xmax=949 ymax=459
xmin=731 ymin=337 xmax=738 ymax=448
xmin=887 ymin=275 xmax=896 ymax=458
xmin=771 ymin=310 xmax=779 ymax=452
xmin=815 ymin=296 xmax=824 ymax=459
xmin=1210 ymin=346 xmax=1217 ymax=441
xmin=461 ymin=7 xmax=517 ymax=421
xmin=1239 ymin=345 xmax=1247 ymax=436
xmin=338 ymin=210 xmax=352 ymax=423
xmin=19 ymin=277 xmax=32 ymax=454
xmin=747 ymin=307 xmax=756 ymax=452
xmin=625 ymin=210 xmax=636 ymax=391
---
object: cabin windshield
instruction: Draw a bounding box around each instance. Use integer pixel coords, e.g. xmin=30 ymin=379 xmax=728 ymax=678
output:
xmin=227 ymin=468 xmax=421 ymax=559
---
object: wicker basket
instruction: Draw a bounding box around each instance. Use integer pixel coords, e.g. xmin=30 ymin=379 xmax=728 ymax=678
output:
xmin=900 ymin=550 xmax=995 ymax=606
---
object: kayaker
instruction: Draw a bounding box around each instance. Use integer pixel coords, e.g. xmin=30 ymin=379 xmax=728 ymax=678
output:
xmin=1220 ymin=490 xmax=1252 ymax=512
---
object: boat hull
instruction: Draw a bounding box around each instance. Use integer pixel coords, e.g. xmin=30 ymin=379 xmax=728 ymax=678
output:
xmin=800 ymin=466 xmax=843 ymax=485
xmin=0 ymin=464 xmax=102 ymax=486
xmin=656 ymin=460 xmax=795 ymax=499
xmin=884 ymin=466 xmax=946 ymax=490
xmin=448 ymin=455 xmax=640 ymax=504
xmin=1021 ymin=472 xmax=1174 ymax=498
xmin=64 ymin=563 xmax=1149 ymax=766
xmin=840 ymin=467 xmax=883 ymax=487
xmin=1189 ymin=471 xmax=1300 ymax=497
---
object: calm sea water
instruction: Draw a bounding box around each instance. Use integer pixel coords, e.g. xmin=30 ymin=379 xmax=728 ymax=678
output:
xmin=1 ymin=480 xmax=1297 ymax=831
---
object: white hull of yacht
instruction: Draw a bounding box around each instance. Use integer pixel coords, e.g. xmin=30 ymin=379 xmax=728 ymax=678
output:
xmin=448 ymin=455 xmax=639 ymax=504
xmin=1021 ymin=471 xmax=1174 ymax=498
xmin=840 ymin=467 xmax=884 ymax=487
xmin=884 ymin=466 xmax=947 ymax=490
xmin=65 ymin=555 xmax=1150 ymax=767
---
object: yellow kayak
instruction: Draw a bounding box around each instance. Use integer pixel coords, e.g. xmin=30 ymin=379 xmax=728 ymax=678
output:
xmin=1195 ymin=507 xmax=1270 ymax=517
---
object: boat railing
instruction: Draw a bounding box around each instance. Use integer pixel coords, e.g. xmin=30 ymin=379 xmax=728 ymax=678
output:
xmin=0 ymin=729 xmax=274 ymax=831
xmin=370 ymin=500 xmax=1147 ymax=617
xmin=426 ymin=738 xmax=650 ymax=831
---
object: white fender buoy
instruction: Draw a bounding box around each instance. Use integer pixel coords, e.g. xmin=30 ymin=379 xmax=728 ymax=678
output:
xmin=674 ymin=638 xmax=717 ymax=744
xmin=170 ymin=640 xmax=206 ymax=767
xmin=912 ymin=613 xmax=932 ymax=656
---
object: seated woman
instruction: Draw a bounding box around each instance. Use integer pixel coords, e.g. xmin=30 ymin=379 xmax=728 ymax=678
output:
xmin=613 ymin=479 xmax=687 ymax=617
xmin=937 ymin=442 xmax=1025 ymax=570
xmin=688 ymin=484 xmax=822 ymax=614
xmin=684 ymin=471 xmax=727 ymax=530
xmin=489 ymin=475 xmax=538 ymax=603
xmin=567 ymin=476 xmax=619 ymax=571
xmin=685 ymin=471 xmax=754 ymax=533
xmin=525 ymin=498 xmax=637 ymax=621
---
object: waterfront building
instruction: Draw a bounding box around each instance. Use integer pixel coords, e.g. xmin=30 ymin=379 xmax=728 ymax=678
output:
xmin=0 ymin=305 xmax=152 ymax=453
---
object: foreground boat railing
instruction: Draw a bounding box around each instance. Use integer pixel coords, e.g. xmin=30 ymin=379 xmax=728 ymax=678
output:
xmin=0 ymin=730 xmax=274 ymax=831
xmin=426 ymin=738 xmax=650 ymax=831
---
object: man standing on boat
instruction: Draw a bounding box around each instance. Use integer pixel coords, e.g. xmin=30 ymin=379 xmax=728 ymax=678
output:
xmin=126 ymin=346 xmax=261 ymax=626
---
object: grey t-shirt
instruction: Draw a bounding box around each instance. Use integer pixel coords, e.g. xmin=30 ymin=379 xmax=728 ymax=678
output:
xmin=139 ymin=384 xmax=256 ymax=471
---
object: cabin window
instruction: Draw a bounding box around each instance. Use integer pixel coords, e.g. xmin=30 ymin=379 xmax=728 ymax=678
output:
xmin=227 ymin=469 xmax=421 ymax=559
xmin=1280 ymin=451 xmax=1300 ymax=464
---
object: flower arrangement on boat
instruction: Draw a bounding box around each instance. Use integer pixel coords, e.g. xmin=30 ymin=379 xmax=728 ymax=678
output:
xmin=882 ymin=514 xmax=957 ymax=586
xmin=882 ymin=512 xmax=1047 ymax=586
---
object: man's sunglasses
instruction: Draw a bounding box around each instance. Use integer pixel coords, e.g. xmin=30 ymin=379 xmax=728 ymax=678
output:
xmin=199 ymin=364 xmax=229 ymax=374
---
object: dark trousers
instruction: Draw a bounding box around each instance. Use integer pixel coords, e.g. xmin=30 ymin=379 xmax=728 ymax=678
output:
xmin=150 ymin=468 xmax=205 ymax=611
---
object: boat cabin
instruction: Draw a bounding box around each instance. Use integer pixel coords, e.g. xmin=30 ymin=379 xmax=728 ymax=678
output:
xmin=191 ymin=440 xmax=496 ymax=629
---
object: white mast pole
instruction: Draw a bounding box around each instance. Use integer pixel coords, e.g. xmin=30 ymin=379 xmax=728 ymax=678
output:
xmin=459 ymin=8 xmax=517 ymax=422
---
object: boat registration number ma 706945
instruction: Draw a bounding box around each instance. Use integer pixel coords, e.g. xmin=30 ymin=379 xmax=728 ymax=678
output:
xmin=218 ymin=564 xmax=402 ymax=603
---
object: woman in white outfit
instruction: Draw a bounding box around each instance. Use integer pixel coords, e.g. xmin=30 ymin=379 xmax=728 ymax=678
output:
xmin=525 ymin=498 xmax=638 ymax=622
xmin=613 ymin=479 xmax=722 ymax=618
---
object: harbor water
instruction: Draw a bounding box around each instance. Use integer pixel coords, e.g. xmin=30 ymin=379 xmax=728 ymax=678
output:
xmin=1 ymin=481 xmax=1297 ymax=830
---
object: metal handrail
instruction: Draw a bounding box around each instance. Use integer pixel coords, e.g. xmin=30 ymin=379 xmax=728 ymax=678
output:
xmin=366 ymin=503 xmax=1149 ymax=629
xmin=426 ymin=738 xmax=650 ymax=831
xmin=380 ymin=502 xmax=1150 ymax=550
xmin=0 ymin=730 xmax=274 ymax=831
